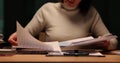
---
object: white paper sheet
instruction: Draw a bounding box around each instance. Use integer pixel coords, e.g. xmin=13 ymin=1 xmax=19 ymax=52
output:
xmin=109 ymin=50 xmax=120 ymax=55
xmin=59 ymin=36 xmax=94 ymax=46
xmin=14 ymin=21 xmax=61 ymax=52
xmin=89 ymin=52 xmax=105 ymax=57
xmin=59 ymin=35 xmax=117 ymax=47
xmin=70 ymin=35 xmax=117 ymax=46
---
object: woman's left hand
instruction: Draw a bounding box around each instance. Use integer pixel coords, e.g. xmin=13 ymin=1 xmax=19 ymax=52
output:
xmin=94 ymin=36 xmax=110 ymax=50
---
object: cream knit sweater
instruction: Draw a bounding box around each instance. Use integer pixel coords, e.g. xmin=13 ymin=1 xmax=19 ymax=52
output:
xmin=25 ymin=2 xmax=117 ymax=50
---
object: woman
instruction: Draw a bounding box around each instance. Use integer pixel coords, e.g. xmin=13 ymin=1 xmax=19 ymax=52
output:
xmin=8 ymin=0 xmax=118 ymax=50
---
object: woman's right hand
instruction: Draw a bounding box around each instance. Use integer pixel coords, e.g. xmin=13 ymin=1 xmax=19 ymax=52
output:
xmin=8 ymin=32 xmax=18 ymax=46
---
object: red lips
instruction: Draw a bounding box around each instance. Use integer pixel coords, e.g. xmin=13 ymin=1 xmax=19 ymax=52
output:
xmin=68 ymin=0 xmax=75 ymax=4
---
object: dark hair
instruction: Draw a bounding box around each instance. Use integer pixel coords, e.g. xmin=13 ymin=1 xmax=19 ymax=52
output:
xmin=60 ymin=0 xmax=91 ymax=15
xmin=78 ymin=0 xmax=91 ymax=15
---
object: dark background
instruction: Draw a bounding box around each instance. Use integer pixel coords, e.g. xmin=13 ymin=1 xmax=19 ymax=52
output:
xmin=3 ymin=0 xmax=120 ymax=49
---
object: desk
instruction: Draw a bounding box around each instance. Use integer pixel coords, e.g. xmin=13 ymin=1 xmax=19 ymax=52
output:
xmin=0 ymin=54 xmax=120 ymax=63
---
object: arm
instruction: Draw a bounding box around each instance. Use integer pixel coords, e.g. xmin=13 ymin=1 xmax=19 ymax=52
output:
xmin=25 ymin=7 xmax=46 ymax=36
xmin=90 ymin=8 xmax=118 ymax=50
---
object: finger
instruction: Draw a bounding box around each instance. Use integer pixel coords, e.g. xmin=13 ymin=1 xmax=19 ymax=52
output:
xmin=8 ymin=39 xmax=18 ymax=46
xmin=104 ymin=40 xmax=110 ymax=46
xmin=98 ymin=36 xmax=102 ymax=38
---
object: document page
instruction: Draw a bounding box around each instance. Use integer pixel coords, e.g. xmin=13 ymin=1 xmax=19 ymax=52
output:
xmin=14 ymin=21 xmax=61 ymax=52
xmin=59 ymin=35 xmax=117 ymax=47
xmin=59 ymin=36 xmax=94 ymax=46
xmin=70 ymin=35 xmax=117 ymax=46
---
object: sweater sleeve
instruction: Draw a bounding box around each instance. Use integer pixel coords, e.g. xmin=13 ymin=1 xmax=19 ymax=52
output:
xmin=91 ymin=8 xmax=118 ymax=50
xmin=24 ymin=5 xmax=46 ymax=36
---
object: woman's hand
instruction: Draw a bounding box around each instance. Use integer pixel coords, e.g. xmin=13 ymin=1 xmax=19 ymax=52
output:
xmin=8 ymin=32 xmax=18 ymax=46
xmin=94 ymin=36 xmax=110 ymax=50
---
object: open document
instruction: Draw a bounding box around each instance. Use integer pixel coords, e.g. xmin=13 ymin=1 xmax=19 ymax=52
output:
xmin=13 ymin=21 xmax=61 ymax=52
xmin=59 ymin=35 xmax=117 ymax=47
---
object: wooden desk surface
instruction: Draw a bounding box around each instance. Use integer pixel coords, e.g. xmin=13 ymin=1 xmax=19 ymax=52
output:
xmin=0 ymin=54 xmax=120 ymax=63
